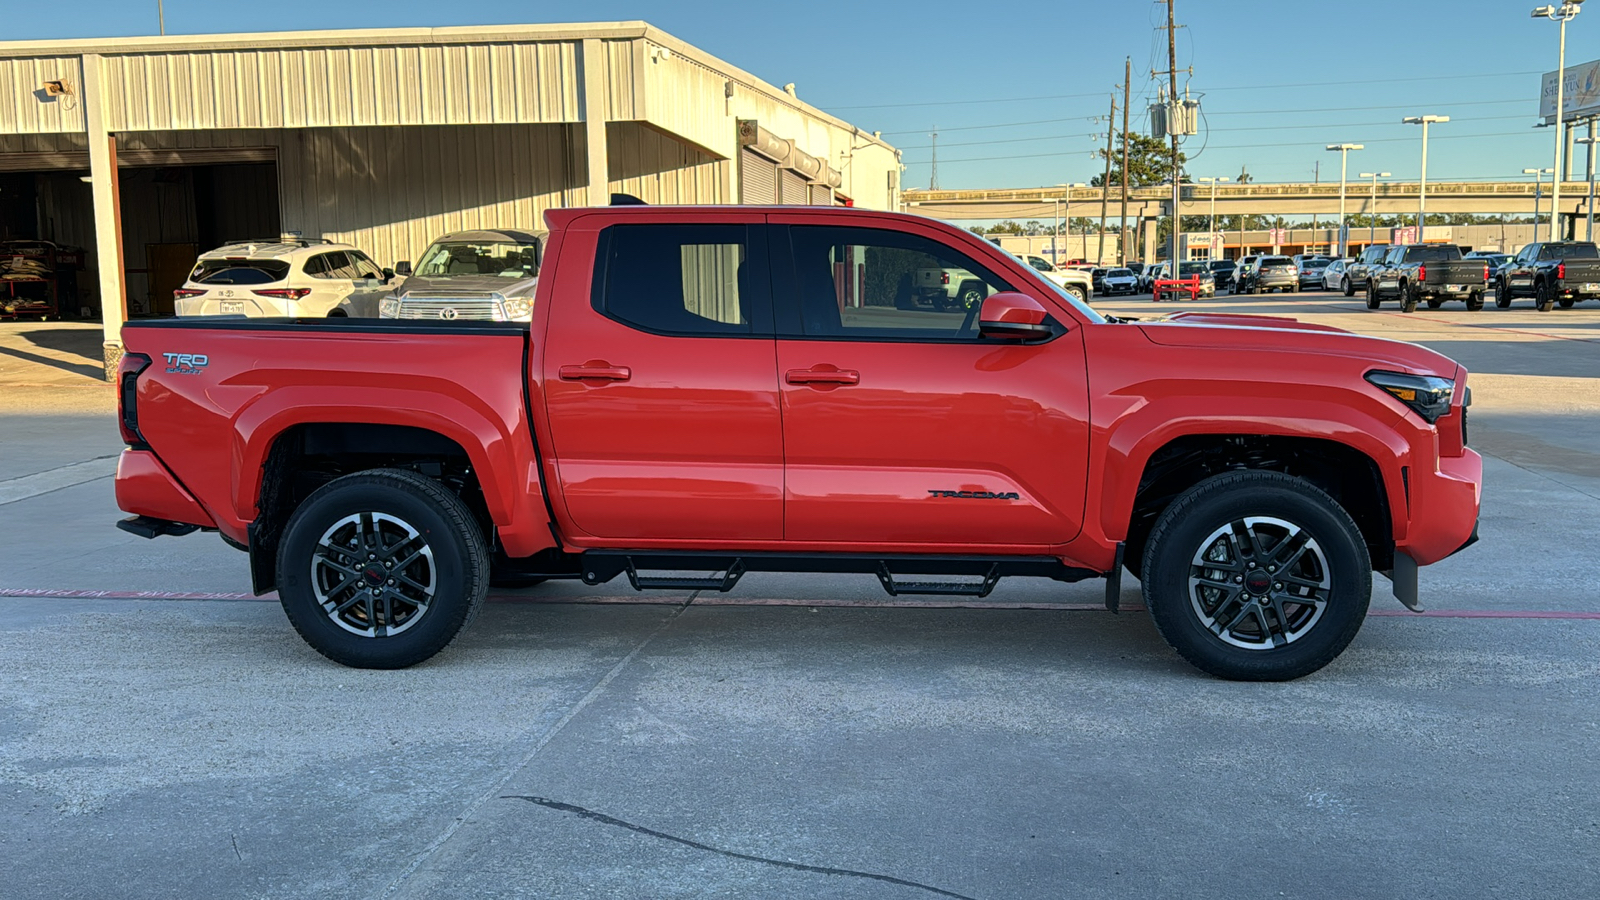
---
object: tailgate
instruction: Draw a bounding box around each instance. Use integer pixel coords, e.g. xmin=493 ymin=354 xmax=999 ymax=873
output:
xmin=1426 ymin=260 xmax=1487 ymax=285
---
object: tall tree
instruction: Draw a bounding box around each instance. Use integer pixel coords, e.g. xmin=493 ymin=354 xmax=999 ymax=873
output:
xmin=1092 ymin=133 xmax=1186 ymax=188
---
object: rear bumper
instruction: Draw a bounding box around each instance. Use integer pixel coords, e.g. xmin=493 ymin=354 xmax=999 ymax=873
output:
xmin=1396 ymin=449 xmax=1483 ymax=567
xmin=114 ymin=449 xmax=216 ymax=531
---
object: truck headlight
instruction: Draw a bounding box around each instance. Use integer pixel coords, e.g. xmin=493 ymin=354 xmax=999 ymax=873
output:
xmin=379 ymin=297 xmax=400 ymax=318
xmin=1366 ymin=370 xmax=1454 ymax=423
xmin=501 ymin=297 xmax=533 ymax=319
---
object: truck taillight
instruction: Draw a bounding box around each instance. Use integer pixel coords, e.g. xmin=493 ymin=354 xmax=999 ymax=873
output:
xmin=940 ymin=273 xmax=949 ymax=285
xmin=1483 ymin=265 xmax=1490 ymax=282
xmin=1417 ymin=264 xmax=1426 ymax=282
xmin=252 ymin=288 xmax=313 ymax=301
xmin=1558 ymin=262 xmax=1565 ymax=281
xmin=118 ymin=352 xmax=151 ymax=446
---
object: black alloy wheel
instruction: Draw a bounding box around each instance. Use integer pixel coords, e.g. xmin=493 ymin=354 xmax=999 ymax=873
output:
xmin=276 ymin=468 xmax=489 ymax=669
xmin=957 ymin=281 xmax=987 ymax=310
xmin=1365 ymin=281 xmax=1381 ymax=309
xmin=1465 ymin=291 xmax=1485 ymax=312
xmin=1495 ymin=279 xmax=1513 ymax=308
xmin=1400 ymin=283 xmax=1418 ymax=314
xmin=1142 ymin=470 xmax=1371 ymax=681
xmin=1536 ymin=281 xmax=1556 ymax=312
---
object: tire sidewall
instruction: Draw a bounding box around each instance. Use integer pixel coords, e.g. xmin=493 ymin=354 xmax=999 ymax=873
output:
xmin=1142 ymin=474 xmax=1372 ymax=681
xmin=277 ymin=472 xmax=484 ymax=668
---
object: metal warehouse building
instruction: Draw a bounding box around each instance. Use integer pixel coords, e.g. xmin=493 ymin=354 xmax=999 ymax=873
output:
xmin=0 ymin=22 xmax=902 ymax=373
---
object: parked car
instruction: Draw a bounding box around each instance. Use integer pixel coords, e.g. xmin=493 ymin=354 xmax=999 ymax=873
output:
xmin=380 ymin=229 xmax=545 ymax=322
xmin=1297 ymin=258 xmax=1331 ymax=290
xmin=1342 ymin=244 xmax=1391 ymax=297
xmin=1020 ymin=254 xmax=1094 ymax=302
xmin=1320 ymin=259 xmax=1354 ymax=291
xmin=1366 ymin=244 xmax=1490 ymax=312
xmin=1234 ymin=256 xmax=1298 ymax=294
xmin=174 ymin=238 xmax=394 ymax=318
xmin=1493 ymin=241 xmax=1600 ymax=311
xmin=114 ymin=202 xmax=1482 ymax=681
xmin=1140 ymin=261 xmax=1169 ymax=293
xmin=1208 ymin=259 xmax=1236 ymax=291
xmin=1099 ymin=267 xmax=1139 ymax=295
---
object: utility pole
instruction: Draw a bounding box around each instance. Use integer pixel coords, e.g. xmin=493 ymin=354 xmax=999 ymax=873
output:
xmin=158 ymin=0 xmax=165 ymax=35
xmin=1098 ymin=93 xmax=1116 ymax=264
xmin=1119 ymin=56 xmax=1131 ymax=265
xmin=1164 ymin=0 xmax=1182 ymax=266
xmin=1311 ymin=160 xmax=1320 ymax=246
xmin=929 ymin=126 xmax=939 ymax=190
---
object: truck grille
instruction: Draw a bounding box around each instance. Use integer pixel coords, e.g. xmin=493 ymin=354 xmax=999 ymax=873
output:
xmin=396 ymin=299 xmax=502 ymax=321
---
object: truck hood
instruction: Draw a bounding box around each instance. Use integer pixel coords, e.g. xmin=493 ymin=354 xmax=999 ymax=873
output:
xmin=396 ymin=273 xmax=538 ymax=298
xmin=1135 ymin=311 xmax=1459 ymax=377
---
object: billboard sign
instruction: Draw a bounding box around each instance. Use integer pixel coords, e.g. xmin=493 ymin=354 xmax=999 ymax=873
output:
xmin=1540 ymin=59 xmax=1600 ymax=124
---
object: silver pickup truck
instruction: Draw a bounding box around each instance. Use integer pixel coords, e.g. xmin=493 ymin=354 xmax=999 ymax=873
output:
xmin=380 ymin=229 xmax=544 ymax=322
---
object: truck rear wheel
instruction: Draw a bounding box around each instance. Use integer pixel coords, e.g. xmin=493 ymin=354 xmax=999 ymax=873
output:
xmin=1465 ymin=291 xmax=1484 ymax=312
xmin=1536 ymin=281 xmax=1555 ymax=312
xmin=1558 ymin=295 xmax=1576 ymax=309
xmin=1140 ymin=471 xmax=1371 ymax=681
xmin=1400 ymin=283 xmax=1418 ymax=314
xmin=276 ymin=468 xmax=489 ymax=669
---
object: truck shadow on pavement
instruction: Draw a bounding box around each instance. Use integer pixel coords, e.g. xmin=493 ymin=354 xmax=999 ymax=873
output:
xmin=0 ymin=344 xmax=105 ymax=382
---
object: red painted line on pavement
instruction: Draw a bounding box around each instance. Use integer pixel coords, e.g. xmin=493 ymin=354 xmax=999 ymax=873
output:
xmin=4 ymin=587 xmax=1600 ymax=619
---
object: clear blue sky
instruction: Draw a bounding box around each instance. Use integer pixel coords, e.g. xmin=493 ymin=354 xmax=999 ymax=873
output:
xmin=9 ymin=0 xmax=1590 ymax=191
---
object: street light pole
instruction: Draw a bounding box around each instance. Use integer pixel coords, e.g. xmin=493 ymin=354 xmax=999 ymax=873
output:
xmin=1359 ymin=172 xmax=1390 ymax=248
xmin=1525 ymin=167 xmax=1556 ymax=239
xmin=1577 ymin=130 xmax=1598 ymax=241
xmin=1196 ymin=177 xmax=1229 ymax=256
xmin=1056 ymin=183 xmax=1085 ymax=263
xmin=1533 ymin=2 xmax=1584 ymax=240
xmin=1403 ymin=117 xmax=1448 ymax=240
xmin=1326 ymin=144 xmax=1364 ymax=257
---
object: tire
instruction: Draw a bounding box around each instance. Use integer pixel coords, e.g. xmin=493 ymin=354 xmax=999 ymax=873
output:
xmin=1365 ymin=281 xmax=1381 ymax=310
xmin=1495 ymin=279 xmax=1512 ymax=309
xmin=1465 ymin=291 xmax=1484 ymax=312
xmin=1425 ymin=296 xmax=1443 ymax=309
xmin=1536 ymin=281 xmax=1555 ymax=312
xmin=1342 ymin=277 xmax=1353 ymax=298
xmin=956 ymin=280 xmax=986 ymax=310
xmin=1141 ymin=470 xmax=1371 ymax=681
xmin=276 ymin=467 xmax=489 ymax=669
xmin=1065 ymin=285 xmax=1088 ymax=304
xmin=1400 ymin=284 xmax=1418 ymax=314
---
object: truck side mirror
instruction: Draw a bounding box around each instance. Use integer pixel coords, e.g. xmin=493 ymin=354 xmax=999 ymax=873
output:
xmin=978 ymin=292 xmax=1052 ymax=340
xmin=394 ymin=261 xmax=412 ymax=277
xmin=381 ymin=267 xmax=395 ymax=282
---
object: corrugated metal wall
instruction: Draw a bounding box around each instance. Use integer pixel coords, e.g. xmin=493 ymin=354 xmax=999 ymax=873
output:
xmin=0 ymin=56 xmax=85 ymax=134
xmin=278 ymin=123 xmax=590 ymax=269
xmin=605 ymin=122 xmax=724 ymax=206
xmin=98 ymin=43 xmax=582 ymax=132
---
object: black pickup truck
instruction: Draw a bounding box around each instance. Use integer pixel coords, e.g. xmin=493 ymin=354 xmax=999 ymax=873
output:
xmin=1366 ymin=244 xmax=1490 ymax=313
xmin=1494 ymin=241 xmax=1600 ymax=311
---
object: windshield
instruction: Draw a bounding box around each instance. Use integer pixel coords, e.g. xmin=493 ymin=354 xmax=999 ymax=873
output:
xmin=1178 ymin=262 xmax=1209 ymax=276
xmin=1027 ymin=256 xmax=1057 ymax=272
xmin=1261 ymin=257 xmax=1293 ymax=267
xmin=1404 ymin=246 xmax=1462 ymax=262
xmin=1541 ymin=243 xmax=1600 ymax=260
xmin=1301 ymin=260 xmax=1329 ymax=269
xmin=414 ymin=240 xmax=541 ymax=278
xmin=1209 ymin=261 xmax=1233 ymax=271
xmin=1107 ymin=268 xmax=1132 ymax=277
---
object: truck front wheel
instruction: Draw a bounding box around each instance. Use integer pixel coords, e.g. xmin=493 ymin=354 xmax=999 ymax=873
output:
xmin=1141 ymin=471 xmax=1371 ymax=681
xmin=276 ymin=468 xmax=489 ymax=669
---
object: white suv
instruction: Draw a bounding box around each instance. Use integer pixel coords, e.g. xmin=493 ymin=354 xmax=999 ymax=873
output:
xmin=1017 ymin=254 xmax=1094 ymax=302
xmin=174 ymin=239 xmax=393 ymax=318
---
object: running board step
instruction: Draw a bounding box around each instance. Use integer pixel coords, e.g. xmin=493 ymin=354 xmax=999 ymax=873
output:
xmin=579 ymin=551 xmax=1096 ymax=598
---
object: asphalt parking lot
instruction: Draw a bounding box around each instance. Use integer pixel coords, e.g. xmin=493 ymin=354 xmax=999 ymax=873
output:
xmin=3 ymin=298 xmax=1599 ymax=899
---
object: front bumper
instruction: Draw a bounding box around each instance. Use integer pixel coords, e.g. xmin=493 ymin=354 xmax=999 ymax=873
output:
xmin=1396 ymin=449 xmax=1483 ymax=567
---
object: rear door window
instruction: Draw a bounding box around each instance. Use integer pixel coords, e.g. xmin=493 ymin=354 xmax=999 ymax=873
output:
xmin=593 ymin=224 xmax=771 ymax=336
xmin=192 ymin=259 xmax=290 ymax=283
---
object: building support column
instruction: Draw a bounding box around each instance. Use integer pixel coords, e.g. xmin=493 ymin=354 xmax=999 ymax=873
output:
xmin=579 ymin=38 xmax=609 ymax=207
xmin=83 ymin=54 xmax=127 ymax=381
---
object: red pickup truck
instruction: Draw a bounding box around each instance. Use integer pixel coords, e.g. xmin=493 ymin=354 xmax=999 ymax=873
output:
xmin=113 ymin=205 xmax=1481 ymax=681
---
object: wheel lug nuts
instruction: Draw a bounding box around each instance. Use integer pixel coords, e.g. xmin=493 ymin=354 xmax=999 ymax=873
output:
xmin=1234 ymin=575 xmax=1244 ymax=583
xmin=387 ymin=579 xmax=395 ymax=585
xmin=384 ymin=561 xmax=392 ymax=568
xmin=369 ymin=554 xmax=377 ymax=560
xmin=1274 ymin=582 xmax=1283 ymax=591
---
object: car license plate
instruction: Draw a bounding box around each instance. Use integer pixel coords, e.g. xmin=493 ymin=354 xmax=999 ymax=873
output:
xmin=220 ymin=301 xmax=245 ymax=314
xmin=1447 ymin=285 xmax=1464 ymax=292
xmin=1585 ymin=283 xmax=1599 ymax=292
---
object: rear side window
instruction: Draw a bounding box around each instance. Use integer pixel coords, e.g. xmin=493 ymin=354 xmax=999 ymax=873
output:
xmin=192 ymin=259 xmax=290 ymax=283
xmin=1404 ymin=246 xmax=1462 ymax=263
xmin=1261 ymin=257 xmax=1292 ymax=266
xmin=1540 ymin=243 xmax=1600 ymax=260
xmin=593 ymin=224 xmax=770 ymax=336
xmin=784 ymin=225 xmax=1016 ymax=341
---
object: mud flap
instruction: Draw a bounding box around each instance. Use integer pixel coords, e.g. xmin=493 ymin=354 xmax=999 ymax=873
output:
xmin=1104 ymin=542 xmax=1125 ymax=613
xmin=1383 ymin=551 xmax=1421 ymax=612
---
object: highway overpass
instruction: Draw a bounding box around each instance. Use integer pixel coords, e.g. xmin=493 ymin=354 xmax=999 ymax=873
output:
xmin=902 ymin=180 xmax=1597 ymax=221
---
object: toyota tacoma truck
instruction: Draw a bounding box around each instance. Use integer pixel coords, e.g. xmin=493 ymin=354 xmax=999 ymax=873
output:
xmin=112 ymin=204 xmax=1481 ymax=681
xmin=1366 ymin=244 xmax=1490 ymax=312
xmin=1493 ymin=240 xmax=1600 ymax=311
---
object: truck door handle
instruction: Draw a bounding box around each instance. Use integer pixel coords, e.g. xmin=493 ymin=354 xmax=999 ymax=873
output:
xmin=559 ymin=364 xmax=631 ymax=382
xmin=786 ymin=367 xmax=860 ymax=386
